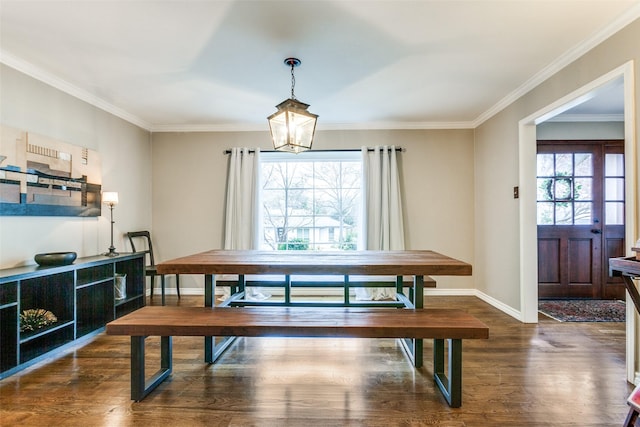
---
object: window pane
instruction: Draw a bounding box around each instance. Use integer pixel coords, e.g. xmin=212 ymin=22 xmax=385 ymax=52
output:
xmin=341 ymin=188 xmax=361 ymax=224
xmin=605 ymin=154 xmax=624 ymax=176
xmin=262 ymin=163 xmax=286 ymax=188
xmin=606 ymin=202 xmax=625 ymax=225
xmin=537 ymin=178 xmax=553 ymax=201
xmin=605 ymin=178 xmax=624 ymax=201
xmin=537 ymin=202 xmax=554 ymax=225
xmin=289 ymin=162 xmax=312 ymax=188
xmin=574 ymin=178 xmax=592 ymax=201
xmin=554 ymin=178 xmax=572 ymax=200
xmin=263 ymin=189 xmax=286 ymax=212
xmin=314 ymin=162 xmax=340 ymax=188
xmin=341 ymin=162 xmax=362 ymax=187
xmin=537 ymin=154 xmax=554 ymax=176
xmin=315 ymin=189 xmax=336 ymax=214
xmin=555 ymin=153 xmax=572 ymax=176
xmin=289 ymin=189 xmax=312 ymax=212
xmin=555 ymin=203 xmax=572 ymax=224
xmin=574 ymin=153 xmax=592 ymax=176
xmin=574 ymin=202 xmax=592 ymax=225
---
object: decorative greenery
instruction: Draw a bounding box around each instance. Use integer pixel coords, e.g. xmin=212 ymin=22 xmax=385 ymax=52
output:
xmin=20 ymin=308 xmax=58 ymax=332
xmin=278 ymin=238 xmax=309 ymax=250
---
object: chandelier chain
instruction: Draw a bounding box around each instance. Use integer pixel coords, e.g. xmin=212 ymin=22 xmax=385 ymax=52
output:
xmin=290 ymin=62 xmax=296 ymax=100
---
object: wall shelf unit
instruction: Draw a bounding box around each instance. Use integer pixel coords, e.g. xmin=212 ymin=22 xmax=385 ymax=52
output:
xmin=0 ymin=253 xmax=144 ymax=379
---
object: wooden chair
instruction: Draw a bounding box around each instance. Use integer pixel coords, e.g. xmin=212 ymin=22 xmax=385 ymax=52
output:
xmin=126 ymin=231 xmax=179 ymax=306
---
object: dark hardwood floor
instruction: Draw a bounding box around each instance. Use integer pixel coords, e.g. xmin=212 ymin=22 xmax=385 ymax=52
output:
xmin=0 ymin=295 xmax=632 ymax=426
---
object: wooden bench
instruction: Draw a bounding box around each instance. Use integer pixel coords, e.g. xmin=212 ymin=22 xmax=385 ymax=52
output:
xmin=106 ymin=306 xmax=489 ymax=407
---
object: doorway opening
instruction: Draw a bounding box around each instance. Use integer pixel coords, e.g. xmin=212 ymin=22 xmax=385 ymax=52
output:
xmin=519 ymin=61 xmax=637 ymax=381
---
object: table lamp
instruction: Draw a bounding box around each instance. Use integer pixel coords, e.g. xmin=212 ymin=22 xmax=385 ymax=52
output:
xmin=102 ymin=191 xmax=119 ymax=257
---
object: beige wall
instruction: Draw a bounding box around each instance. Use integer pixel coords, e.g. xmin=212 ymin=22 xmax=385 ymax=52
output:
xmin=151 ymin=128 xmax=475 ymax=292
xmin=537 ymin=121 xmax=625 ymax=140
xmin=0 ymin=64 xmax=152 ymax=268
xmin=474 ymin=18 xmax=640 ymax=311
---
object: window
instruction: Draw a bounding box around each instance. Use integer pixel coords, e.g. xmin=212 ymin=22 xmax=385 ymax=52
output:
xmin=604 ymin=153 xmax=624 ymax=225
xmin=260 ymin=151 xmax=362 ymax=251
xmin=537 ymin=152 xmax=593 ymax=225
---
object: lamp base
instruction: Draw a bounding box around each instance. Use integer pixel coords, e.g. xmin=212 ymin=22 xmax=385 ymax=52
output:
xmin=104 ymin=247 xmax=119 ymax=257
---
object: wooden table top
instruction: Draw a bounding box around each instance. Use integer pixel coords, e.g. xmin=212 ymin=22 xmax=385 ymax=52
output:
xmin=157 ymin=249 xmax=472 ymax=276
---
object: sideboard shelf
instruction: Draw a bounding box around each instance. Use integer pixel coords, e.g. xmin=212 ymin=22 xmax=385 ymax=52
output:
xmin=0 ymin=252 xmax=145 ymax=379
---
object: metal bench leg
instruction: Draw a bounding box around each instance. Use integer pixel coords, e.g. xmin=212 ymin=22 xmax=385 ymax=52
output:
xmin=433 ymin=338 xmax=462 ymax=407
xmin=131 ymin=336 xmax=173 ymax=401
xmin=161 ymin=275 xmax=166 ymax=306
xmin=399 ymin=337 xmax=424 ymax=368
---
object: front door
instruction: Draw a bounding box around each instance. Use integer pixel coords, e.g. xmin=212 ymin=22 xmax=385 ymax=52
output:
xmin=537 ymin=140 xmax=625 ymax=300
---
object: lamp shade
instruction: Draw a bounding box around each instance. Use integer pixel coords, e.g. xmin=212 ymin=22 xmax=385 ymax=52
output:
xmin=268 ymin=98 xmax=318 ymax=154
xmin=102 ymin=191 xmax=119 ymax=206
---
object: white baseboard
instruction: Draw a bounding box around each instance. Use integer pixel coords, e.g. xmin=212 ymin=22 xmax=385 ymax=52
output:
xmin=474 ymin=290 xmax=523 ymax=321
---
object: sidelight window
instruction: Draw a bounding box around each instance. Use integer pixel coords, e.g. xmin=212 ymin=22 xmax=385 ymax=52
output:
xmin=604 ymin=153 xmax=625 ymax=225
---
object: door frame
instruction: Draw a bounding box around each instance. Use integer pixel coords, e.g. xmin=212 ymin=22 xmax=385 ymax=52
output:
xmin=519 ymin=61 xmax=637 ymax=381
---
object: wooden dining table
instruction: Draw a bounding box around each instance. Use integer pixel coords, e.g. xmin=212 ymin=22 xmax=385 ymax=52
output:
xmin=157 ymin=249 xmax=472 ymax=366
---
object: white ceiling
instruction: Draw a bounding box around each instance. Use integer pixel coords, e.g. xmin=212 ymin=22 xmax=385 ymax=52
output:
xmin=1 ymin=1 xmax=638 ymax=132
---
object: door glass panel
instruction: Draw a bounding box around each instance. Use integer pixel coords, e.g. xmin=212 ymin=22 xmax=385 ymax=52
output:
xmin=537 ymin=154 xmax=554 ymax=176
xmin=574 ymin=153 xmax=593 ymax=175
xmin=574 ymin=202 xmax=592 ymax=224
xmin=605 ymin=178 xmax=624 ymax=200
xmin=537 ymin=202 xmax=554 ymax=224
xmin=555 ymin=203 xmax=573 ymax=224
xmin=605 ymin=153 xmax=624 ymax=176
xmin=574 ymin=178 xmax=592 ymax=200
xmin=554 ymin=178 xmax=572 ymax=200
xmin=606 ymin=202 xmax=625 ymax=225
xmin=556 ymin=154 xmax=573 ymax=176
xmin=537 ymin=178 xmax=553 ymax=200
xmin=536 ymin=151 xmax=597 ymax=225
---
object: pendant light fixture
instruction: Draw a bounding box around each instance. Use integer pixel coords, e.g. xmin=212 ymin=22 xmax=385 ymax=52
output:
xmin=267 ymin=58 xmax=318 ymax=154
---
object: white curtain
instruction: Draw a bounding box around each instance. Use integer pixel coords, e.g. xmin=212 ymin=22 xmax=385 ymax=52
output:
xmin=223 ymin=147 xmax=269 ymax=300
xmin=355 ymin=145 xmax=405 ymax=300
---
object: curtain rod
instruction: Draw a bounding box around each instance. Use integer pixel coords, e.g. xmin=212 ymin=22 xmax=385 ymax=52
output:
xmin=223 ymin=147 xmax=404 ymax=155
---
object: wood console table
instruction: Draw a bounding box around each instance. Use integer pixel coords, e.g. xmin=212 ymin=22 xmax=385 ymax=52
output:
xmin=157 ymin=249 xmax=472 ymax=367
xmin=609 ymin=254 xmax=640 ymax=314
xmin=609 ymin=250 xmax=640 ymax=426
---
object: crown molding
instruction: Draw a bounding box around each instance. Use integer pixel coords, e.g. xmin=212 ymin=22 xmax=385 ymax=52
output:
xmin=149 ymin=121 xmax=476 ymax=133
xmin=149 ymin=123 xmax=268 ymax=133
xmin=545 ymin=113 xmax=624 ymax=123
xmin=0 ymin=50 xmax=153 ymax=131
xmin=315 ymin=121 xmax=475 ymax=131
xmin=472 ymin=3 xmax=640 ymax=128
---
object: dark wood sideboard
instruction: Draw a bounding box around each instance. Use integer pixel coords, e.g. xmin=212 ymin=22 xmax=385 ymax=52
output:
xmin=0 ymin=253 xmax=145 ymax=379
xmin=609 ymin=250 xmax=640 ymax=314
